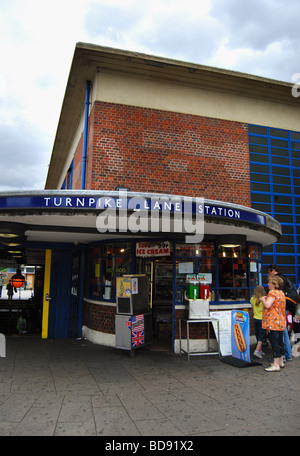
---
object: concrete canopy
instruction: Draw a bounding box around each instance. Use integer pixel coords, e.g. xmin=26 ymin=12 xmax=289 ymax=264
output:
xmin=0 ymin=190 xmax=281 ymax=265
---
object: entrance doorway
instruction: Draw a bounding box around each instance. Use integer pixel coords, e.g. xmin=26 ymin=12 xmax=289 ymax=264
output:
xmin=137 ymin=258 xmax=173 ymax=351
xmin=41 ymin=248 xmax=82 ymax=339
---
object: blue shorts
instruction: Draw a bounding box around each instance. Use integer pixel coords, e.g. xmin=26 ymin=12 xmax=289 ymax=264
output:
xmin=254 ymin=318 xmax=266 ymax=342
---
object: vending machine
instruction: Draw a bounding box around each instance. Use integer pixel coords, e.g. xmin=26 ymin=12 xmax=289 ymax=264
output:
xmin=116 ymin=275 xmax=149 ymax=315
xmin=115 ymin=275 xmax=152 ymax=355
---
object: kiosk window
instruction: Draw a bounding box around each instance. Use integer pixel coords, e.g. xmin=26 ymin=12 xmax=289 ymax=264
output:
xmin=175 ymin=243 xmax=215 ymax=302
xmin=88 ymin=243 xmax=132 ymax=300
xmin=218 ymin=245 xmax=248 ymax=301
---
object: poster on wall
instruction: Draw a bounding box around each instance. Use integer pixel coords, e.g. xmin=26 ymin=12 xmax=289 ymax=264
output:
xmin=131 ymin=277 xmax=138 ymax=294
xmin=179 ymin=263 xmax=194 ymax=274
xmin=116 ymin=277 xmax=132 ymax=297
xmin=210 ymin=311 xmax=232 ymax=356
xmin=126 ymin=314 xmax=145 ymax=348
xmin=231 ymin=310 xmax=250 ymax=362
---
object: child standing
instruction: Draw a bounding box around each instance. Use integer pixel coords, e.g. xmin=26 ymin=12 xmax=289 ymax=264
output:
xmin=250 ymin=285 xmax=266 ymax=358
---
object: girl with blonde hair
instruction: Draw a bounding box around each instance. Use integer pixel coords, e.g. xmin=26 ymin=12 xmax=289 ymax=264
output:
xmin=250 ymin=285 xmax=266 ymax=358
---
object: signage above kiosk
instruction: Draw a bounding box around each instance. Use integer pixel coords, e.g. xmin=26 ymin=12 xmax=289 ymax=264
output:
xmin=0 ymin=191 xmax=281 ymax=247
xmin=0 ymin=193 xmax=266 ymax=226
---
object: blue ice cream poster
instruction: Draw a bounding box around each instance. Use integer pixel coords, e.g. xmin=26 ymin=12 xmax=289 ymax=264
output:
xmin=231 ymin=311 xmax=250 ymax=362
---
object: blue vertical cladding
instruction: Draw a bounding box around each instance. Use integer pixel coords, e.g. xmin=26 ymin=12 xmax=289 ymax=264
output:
xmin=248 ymin=124 xmax=300 ymax=285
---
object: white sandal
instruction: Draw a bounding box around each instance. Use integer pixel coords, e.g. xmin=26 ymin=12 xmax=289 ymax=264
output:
xmin=265 ymin=364 xmax=280 ymax=372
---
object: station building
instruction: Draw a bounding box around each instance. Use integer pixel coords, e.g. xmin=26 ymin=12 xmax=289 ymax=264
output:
xmin=0 ymin=42 xmax=299 ymax=352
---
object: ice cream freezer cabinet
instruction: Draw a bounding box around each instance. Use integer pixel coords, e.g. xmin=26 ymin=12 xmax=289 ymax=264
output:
xmin=115 ymin=313 xmax=152 ymax=355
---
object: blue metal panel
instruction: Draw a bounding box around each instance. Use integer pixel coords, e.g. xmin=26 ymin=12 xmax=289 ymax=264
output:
xmin=76 ymin=247 xmax=85 ymax=338
xmin=49 ymin=250 xmax=72 ymax=338
xmin=249 ymin=124 xmax=300 ymax=285
xmin=68 ymin=249 xmax=81 ymax=338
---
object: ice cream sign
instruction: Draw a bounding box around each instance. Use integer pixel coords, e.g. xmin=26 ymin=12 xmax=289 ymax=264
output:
xmin=136 ymin=241 xmax=170 ymax=257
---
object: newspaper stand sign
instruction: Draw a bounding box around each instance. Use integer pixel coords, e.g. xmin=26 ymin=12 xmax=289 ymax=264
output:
xmin=210 ymin=311 xmax=232 ymax=356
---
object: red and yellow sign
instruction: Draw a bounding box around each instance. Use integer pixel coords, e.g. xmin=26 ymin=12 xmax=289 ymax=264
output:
xmin=136 ymin=241 xmax=170 ymax=257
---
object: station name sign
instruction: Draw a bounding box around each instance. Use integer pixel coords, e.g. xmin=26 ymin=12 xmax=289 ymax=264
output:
xmin=0 ymin=194 xmax=266 ymax=226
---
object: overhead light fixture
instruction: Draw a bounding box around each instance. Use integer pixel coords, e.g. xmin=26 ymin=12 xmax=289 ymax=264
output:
xmin=0 ymin=222 xmax=27 ymax=239
xmin=7 ymin=248 xmax=26 ymax=262
xmin=2 ymin=242 xmax=23 ymax=247
xmin=217 ymin=235 xmax=246 ymax=247
xmin=1 ymin=235 xmax=27 ymax=247
xmin=220 ymin=244 xmax=240 ymax=248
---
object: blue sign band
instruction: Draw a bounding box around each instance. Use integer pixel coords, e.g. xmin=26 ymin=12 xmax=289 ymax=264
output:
xmin=0 ymin=195 xmax=266 ymax=226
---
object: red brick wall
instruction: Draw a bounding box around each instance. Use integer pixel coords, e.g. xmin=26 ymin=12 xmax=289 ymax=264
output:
xmin=83 ymin=301 xmax=116 ymax=334
xmin=63 ymin=115 xmax=94 ymax=190
xmin=82 ymin=304 xmax=254 ymax=339
xmin=87 ymin=102 xmax=251 ymax=206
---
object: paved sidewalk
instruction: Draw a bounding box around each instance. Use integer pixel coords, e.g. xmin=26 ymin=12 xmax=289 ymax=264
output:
xmin=0 ymin=335 xmax=299 ymax=436
xmin=0 ymin=289 xmax=33 ymax=301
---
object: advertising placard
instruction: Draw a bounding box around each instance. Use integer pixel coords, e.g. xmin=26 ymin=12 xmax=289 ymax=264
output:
xmin=197 ymin=273 xmax=212 ymax=284
xmin=131 ymin=314 xmax=145 ymax=348
xmin=210 ymin=311 xmax=232 ymax=356
xmin=231 ymin=311 xmax=250 ymax=362
xmin=125 ymin=315 xmax=145 ymax=348
xmin=116 ymin=277 xmax=132 ymax=297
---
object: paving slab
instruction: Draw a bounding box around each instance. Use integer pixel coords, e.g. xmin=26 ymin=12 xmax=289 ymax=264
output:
xmin=0 ymin=335 xmax=299 ymax=437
